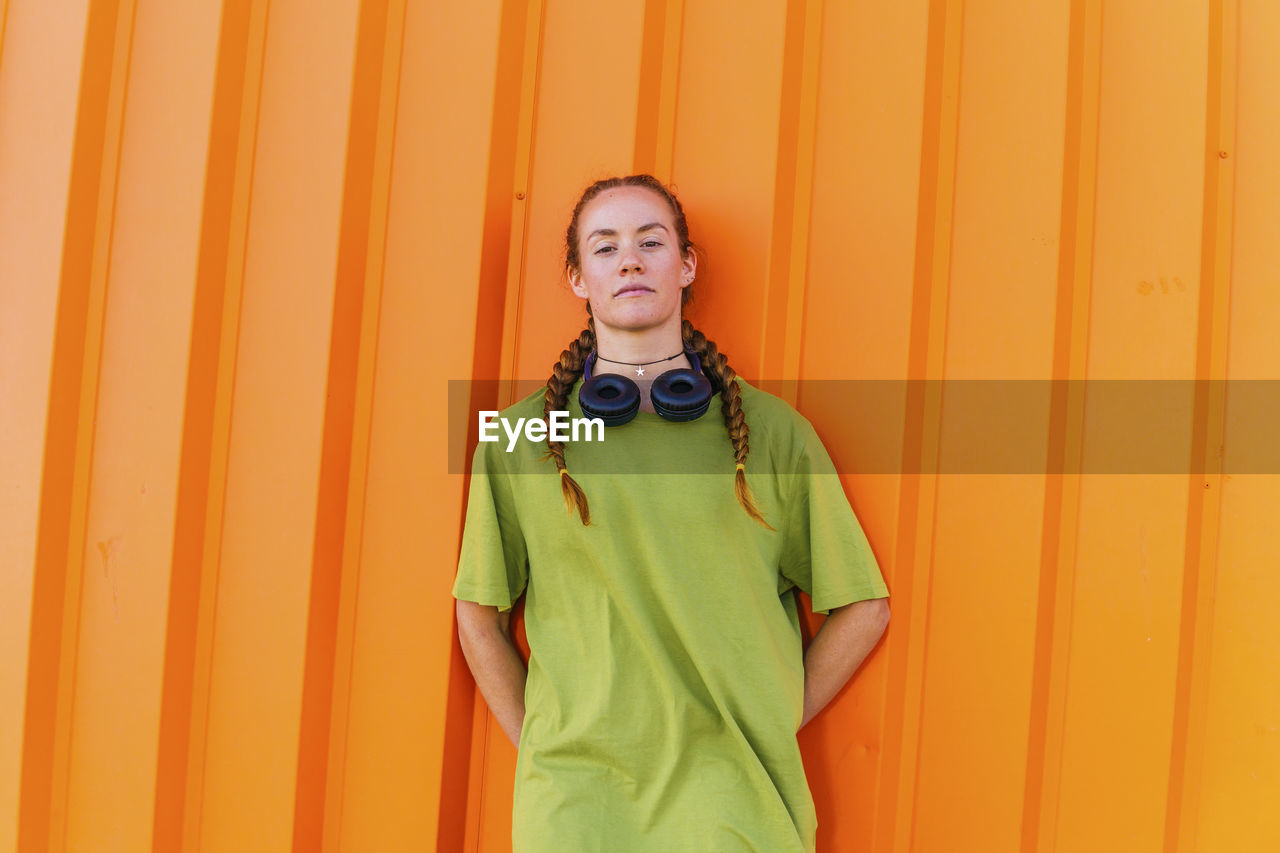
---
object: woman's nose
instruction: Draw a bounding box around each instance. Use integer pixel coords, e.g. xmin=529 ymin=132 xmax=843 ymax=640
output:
xmin=619 ymin=247 xmax=643 ymax=273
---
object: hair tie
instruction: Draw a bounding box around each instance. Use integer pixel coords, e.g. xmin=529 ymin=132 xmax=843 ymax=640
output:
xmin=735 ymin=463 xmax=745 ymax=473
xmin=560 ymin=468 xmax=570 ymax=478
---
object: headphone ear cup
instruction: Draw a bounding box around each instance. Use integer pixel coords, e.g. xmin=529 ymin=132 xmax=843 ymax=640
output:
xmin=579 ymin=373 xmax=641 ymax=426
xmin=650 ymin=368 xmax=713 ymax=422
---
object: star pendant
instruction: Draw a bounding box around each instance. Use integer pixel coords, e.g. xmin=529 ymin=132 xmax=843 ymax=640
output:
xmin=635 ymin=366 xmax=645 ymax=377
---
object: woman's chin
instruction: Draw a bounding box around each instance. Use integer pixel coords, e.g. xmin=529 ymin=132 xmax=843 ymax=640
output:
xmin=598 ymin=311 xmax=679 ymax=333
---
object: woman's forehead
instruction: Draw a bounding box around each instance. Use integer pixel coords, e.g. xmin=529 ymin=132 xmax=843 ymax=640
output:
xmin=581 ymin=186 xmax=673 ymax=228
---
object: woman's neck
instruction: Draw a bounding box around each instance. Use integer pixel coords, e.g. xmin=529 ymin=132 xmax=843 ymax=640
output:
xmin=591 ymin=322 xmax=680 ymax=358
xmin=591 ymin=325 xmax=689 ymax=374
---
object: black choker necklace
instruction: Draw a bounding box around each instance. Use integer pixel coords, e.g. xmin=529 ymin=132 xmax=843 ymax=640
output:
xmin=595 ymin=350 xmax=685 ymax=378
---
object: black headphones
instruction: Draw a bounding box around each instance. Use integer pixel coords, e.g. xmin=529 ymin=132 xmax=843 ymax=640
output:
xmin=579 ymin=347 xmax=715 ymax=426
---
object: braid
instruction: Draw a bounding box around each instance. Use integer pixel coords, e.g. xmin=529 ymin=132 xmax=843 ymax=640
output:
xmin=541 ymin=318 xmax=596 ymax=524
xmin=682 ymin=319 xmax=774 ymax=530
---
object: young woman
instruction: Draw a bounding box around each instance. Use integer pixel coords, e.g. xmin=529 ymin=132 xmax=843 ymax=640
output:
xmin=453 ymin=174 xmax=890 ymax=852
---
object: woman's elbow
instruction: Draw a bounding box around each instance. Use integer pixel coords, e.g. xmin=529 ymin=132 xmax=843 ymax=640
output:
xmin=456 ymin=599 xmax=511 ymax=641
xmin=873 ymin=597 xmax=890 ymax=629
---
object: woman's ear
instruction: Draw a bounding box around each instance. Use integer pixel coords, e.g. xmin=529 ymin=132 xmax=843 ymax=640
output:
xmin=680 ymin=247 xmax=698 ymax=286
xmin=568 ymin=267 xmax=587 ymax=298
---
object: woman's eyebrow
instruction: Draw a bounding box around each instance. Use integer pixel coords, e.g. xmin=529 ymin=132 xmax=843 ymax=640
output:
xmin=586 ymin=222 xmax=670 ymax=241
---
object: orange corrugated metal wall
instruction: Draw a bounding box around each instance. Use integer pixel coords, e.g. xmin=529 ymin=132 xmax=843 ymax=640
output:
xmin=1 ymin=0 xmax=1276 ymax=851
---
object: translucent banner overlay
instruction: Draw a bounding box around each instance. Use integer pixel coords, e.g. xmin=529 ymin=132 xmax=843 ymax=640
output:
xmin=446 ymin=380 xmax=1278 ymax=475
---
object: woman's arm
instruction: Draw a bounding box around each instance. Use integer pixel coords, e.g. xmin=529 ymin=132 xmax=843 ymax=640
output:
xmin=799 ymin=597 xmax=890 ymax=730
xmin=456 ymin=600 xmax=527 ymax=748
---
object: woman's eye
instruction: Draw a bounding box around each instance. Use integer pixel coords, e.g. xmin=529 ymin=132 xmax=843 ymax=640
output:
xmin=593 ymin=241 xmax=659 ymax=254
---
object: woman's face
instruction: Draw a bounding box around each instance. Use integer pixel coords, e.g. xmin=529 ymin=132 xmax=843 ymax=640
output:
xmin=567 ymin=185 xmax=696 ymax=335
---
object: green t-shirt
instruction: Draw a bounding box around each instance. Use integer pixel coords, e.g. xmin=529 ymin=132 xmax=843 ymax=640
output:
xmin=453 ymin=375 xmax=889 ymax=852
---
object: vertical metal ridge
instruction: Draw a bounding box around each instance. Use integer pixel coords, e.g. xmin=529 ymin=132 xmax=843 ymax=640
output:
xmin=781 ymin=0 xmax=822 ymax=391
xmin=448 ymin=3 xmax=545 ymax=848
xmin=461 ymin=691 xmax=491 ymax=853
xmin=19 ymin=0 xmax=132 ymax=849
xmin=1022 ymin=2 xmax=1102 ymax=851
xmin=1166 ymin=1 xmax=1238 ymax=850
xmin=481 ymin=7 xmax=546 ymax=851
xmin=177 ymin=0 xmax=273 ymax=849
xmin=310 ymin=0 xmax=408 ymax=850
xmin=760 ymin=0 xmax=800 ymax=383
xmin=462 ymin=0 xmax=534 ymax=397
xmin=53 ymin=1 xmax=139 ymax=843
xmin=656 ymin=0 xmax=683 ymax=183
xmin=634 ymin=0 xmax=686 ymax=178
xmin=634 ymin=0 xmax=684 ymax=182
xmin=0 ymin=0 xmax=11 ymax=79
xmin=885 ymin=1 xmax=964 ymax=851
xmin=151 ymin=2 xmax=265 ymax=849
xmin=632 ymin=0 xmax=666 ymax=175
xmin=18 ymin=0 xmax=83 ymax=840
xmin=496 ymin=0 xmax=545 ymax=403
xmin=760 ymin=0 xmax=820 ymax=395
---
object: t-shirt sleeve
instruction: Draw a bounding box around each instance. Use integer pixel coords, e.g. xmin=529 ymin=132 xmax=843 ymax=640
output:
xmin=778 ymin=417 xmax=889 ymax=614
xmin=452 ymin=439 xmax=529 ymax=612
